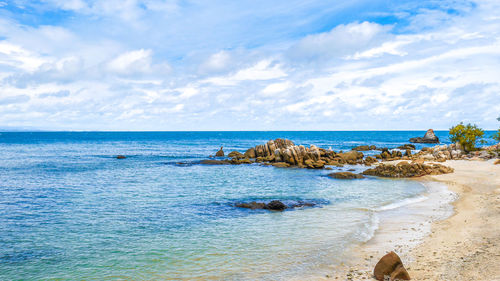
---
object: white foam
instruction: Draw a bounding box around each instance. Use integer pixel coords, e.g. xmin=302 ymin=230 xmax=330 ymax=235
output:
xmin=377 ymin=195 xmax=428 ymax=211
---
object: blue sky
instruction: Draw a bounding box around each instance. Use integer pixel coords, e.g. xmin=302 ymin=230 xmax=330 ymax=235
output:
xmin=0 ymin=0 xmax=499 ymax=130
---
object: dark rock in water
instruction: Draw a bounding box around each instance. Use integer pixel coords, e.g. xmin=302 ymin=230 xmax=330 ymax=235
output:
xmin=327 ymin=172 xmax=365 ymax=179
xmin=352 ymin=145 xmax=378 ymax=151
xmin=266 ymin=200 xmax=287 ymax=211
xmin=235 ymin=201 xmax=267 ymax=209
xmin=409 ymin=129 xmax=439 ymax=143
xmin=271 ymin=162 xmax=290 ymax=168
xmin=116 ymin=155 xmax=126 ymax=159
xmin=374 ymin=251 xmax=410 ymax=281
xmin=200 ymin=159 xmax=230 ymax=165
xmin=244 ymin=147 xmax=256 ymax=158
xmin=397 ymin=144 xmax=416 ymax=150
xmin=288 ymin=201 xmax=316 ymax=208
xmin=215 ymin=146 xmax=224 ymax=157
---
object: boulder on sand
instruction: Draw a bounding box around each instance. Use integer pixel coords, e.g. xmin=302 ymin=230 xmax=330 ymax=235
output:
xmin=215 ymin=146 xmax=224 ymax=157
xmin=373 ymin=251 xmax=410 ymax=281
xmin=409 ymin=129 xmax=439 ymax=143
xmin=362 ymin=161 xmax=453 ymax=178
xmin=327 ymin=172 xmax=365 ymax=179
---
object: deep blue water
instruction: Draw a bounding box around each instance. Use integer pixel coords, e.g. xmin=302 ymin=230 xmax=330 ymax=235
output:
xmin=0 ymin=131 xmax=496 ymax=280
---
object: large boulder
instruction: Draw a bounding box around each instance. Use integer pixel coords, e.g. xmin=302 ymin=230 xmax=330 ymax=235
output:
xmin=409 ymin=129 xmax=439 ymax=143
xmin=244 ymin=147 xmax=256 ymax=158
xmin=362 ymin=161 xmax=453 ymax=177
xmin=327 ymin=172 xmax=365 ymax=179
xmin=374 ymin=251 xmax=410 ymax=281
xmin=228 ymin=151 xmax=244 ymax=159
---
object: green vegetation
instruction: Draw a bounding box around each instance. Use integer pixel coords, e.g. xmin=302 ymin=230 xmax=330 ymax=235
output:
xmin=494 ymin=116 xmax=500 ymax=142
xmin=449 ymin=122 xmax=485 ymax=152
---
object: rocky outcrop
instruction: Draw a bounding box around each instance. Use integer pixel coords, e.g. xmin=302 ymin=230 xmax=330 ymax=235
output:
xmin=409 ymin=129 xmax=439 ymax=143
xmin=397 ymin=144 xmax=416 ymax=150
xmin=215 ymin=146 xmax=224 ymax=157
xmin=352 ymin=145 xmax=377 ymax=151
xmin=373 ymin=251 xmax=410 ymax=281
xmin=235 ymin=200 xmax=315 ymax=211
xmin=362 ymin=161 xmax=454 ymax=178
xmin=327 ymin=172 xmax=365 ymax=179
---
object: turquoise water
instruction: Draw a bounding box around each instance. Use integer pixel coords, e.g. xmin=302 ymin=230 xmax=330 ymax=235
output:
xmin=0 ymin=131 xmax=493 ymax=280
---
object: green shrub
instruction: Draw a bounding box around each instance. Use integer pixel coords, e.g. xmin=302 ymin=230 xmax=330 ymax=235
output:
xmin=449 ymin=123 xmax=485 ymax=152
xmin=493 ymin=129 xmax=500 ymax=142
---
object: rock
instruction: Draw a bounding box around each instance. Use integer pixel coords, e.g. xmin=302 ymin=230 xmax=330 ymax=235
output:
xmin=200 ymin=159 xmax=230 ymax=165
xmin=271 ymin=162 xmax=291 ymax=168
xmin=373 ymin=251 xmax=410 ymax=281
xmin=266 ymin=200 xmax=287 ymax=211
xmin=397 ymin=144 xmax=416 ymax=150
xmin=409 ymin=129 xmax=439 ymax=143
xmin=304 ymin=159 xmax=325 ymax=169
xmin=228 ymin=151 xmax=244 ymax=158
xmin=235 ymin=202 xmax=266 ymax=209
xmin=215 ymin=146 xmax=224 ymax=157
xmin=116 ymin=155 xmax=126 ymax=159
xmin=364 ymin=156 xmax=378 ymax=165
xmin=494 ymin=159 xmax=500 ymax=165
xmin=362 ymin=161 xmax=454 ymax=178
xmin=327 ymin=172 xmax=365 ymax=179
xmin=390 ymin=264 xmax=411 ymax=280
xmin=244 ymin=147 xmax=256 ymax=158
xmin=352 ymin=145 xmax=370 ymax=151
xmin=338 ymin=151 xmax=364 ymax=164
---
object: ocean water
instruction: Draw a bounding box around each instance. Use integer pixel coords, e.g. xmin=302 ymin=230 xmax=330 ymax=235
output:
xmin=0 ymin=131 xmax=492 ymax=280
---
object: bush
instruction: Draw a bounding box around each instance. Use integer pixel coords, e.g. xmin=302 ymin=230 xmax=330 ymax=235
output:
xmin=493 ymin=129 xmax=500 ymax=142
xmin=449 ymin=123 xmax=485 ymax=152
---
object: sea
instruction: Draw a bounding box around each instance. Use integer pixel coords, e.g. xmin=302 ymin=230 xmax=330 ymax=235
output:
xmin=0 ymin=131 xmax=496 ymax=280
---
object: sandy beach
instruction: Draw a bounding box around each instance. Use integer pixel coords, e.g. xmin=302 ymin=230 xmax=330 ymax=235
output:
xmin=323 ymin=159 xmax=500 ymax=281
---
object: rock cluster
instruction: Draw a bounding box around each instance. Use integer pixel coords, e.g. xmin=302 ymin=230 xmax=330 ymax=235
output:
xmin=411 ymin=142 xmax=466 ymax=161
xmin=235 ymin=200 xmax=315 ymax=211
xmin=373 ymin=251 xmax=410 ymax=281
xmin=362 ymin=161 xmax=454 ymax=178
xmin=351 ymin=145 xmax=377 ymax=151
xmin=409 ymin=129 xmax=439 ymax=143
xmin=241 ymin=139 xmax=365 ymax=169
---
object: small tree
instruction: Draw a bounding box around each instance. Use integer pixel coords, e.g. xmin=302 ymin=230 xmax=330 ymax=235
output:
xmin=449 ymin=122 xmax=485 ymax=152
xmin=494 ymin=116 xmax=500 ymax=142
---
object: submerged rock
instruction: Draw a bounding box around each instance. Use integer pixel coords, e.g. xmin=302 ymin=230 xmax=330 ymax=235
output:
xmin=409 ymin=129 xmax=439 ymax=143
xmin=235 ymin=200 xmax=317 ymax=211
xmin=327 ymin=172 xmax=365 ymax=179
xmin=374 ymin=251 xmax=410 ymax=281
xmin=116 ymin=155 xmax=126 ymax=159
xmin=200 ymin=159 xmax=230 ymax=165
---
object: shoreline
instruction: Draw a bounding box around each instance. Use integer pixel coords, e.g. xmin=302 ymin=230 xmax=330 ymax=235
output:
xmin=316 ymin=159 xmax=500 ymax=280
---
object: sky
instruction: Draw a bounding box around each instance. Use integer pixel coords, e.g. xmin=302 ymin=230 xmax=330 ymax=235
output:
xmin=0 ymin=0 xmax=499 ymax=131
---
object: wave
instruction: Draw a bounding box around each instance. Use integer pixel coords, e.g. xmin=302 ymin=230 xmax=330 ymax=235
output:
xmin=377 ymin=195 xmax=428 ymax=211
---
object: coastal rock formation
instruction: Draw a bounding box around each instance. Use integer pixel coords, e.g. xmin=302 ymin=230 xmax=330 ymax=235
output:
xmin=116 ymin=155 xmax=126 ymax=159
xmin=235 ymin=200 xmax=315 ymax=211
xmin=397 ymin=144 xmax=416 ymax=150
xmin=409 ymin=129 xmax=439 ymax=143
xmin=327 ymin=172 xmax=365 ymax=179
xmin=362 ymin=161 xmax=454 ymax=178
xmin=373 ymin=251 xmax=410 ymax=281
xmin=215 ymin=147 xmax=224 ymax=157
xmin=352 ymin=145 xmax=377 ymax=151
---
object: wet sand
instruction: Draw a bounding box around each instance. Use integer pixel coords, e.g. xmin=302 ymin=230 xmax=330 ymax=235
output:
xmin=318 ymin=159 xmax=500 ymax=280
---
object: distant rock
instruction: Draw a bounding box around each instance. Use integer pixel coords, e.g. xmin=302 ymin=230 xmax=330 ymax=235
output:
xmin=397 ymin=144 xmax=416 ymax=150
xmin=215 ymin=146 xmax=224 ymax=157
xmin=116 ymin=155 xmax=126 ymax=159
xmin=362 ymin=161 xmax=453 ymax=177
xmin=327 ymin=172 xmax=365 ymax=179
xmin=374 ymin=251 xmax=410 ymax=281
xmin=351 ymin=145 xmax=376 ymax=151
xmin=228 ymin=151 xmax=244 ymax=158
xmin=409 ymin=129 xmax=439 ymax=143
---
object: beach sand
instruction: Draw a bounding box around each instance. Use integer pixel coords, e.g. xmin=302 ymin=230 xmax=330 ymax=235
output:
xmin=320 ymin=159 xmax=500 ymax=281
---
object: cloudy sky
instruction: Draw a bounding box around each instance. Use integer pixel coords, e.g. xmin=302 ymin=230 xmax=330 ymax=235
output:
xmin=0 ymin=0 xmax=499 ymax=130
